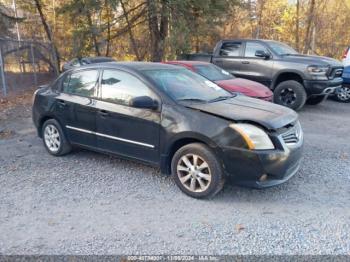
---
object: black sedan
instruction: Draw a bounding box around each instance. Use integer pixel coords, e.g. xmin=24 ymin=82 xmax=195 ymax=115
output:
xmin=32 ymin=62 xmax=303 ymax=198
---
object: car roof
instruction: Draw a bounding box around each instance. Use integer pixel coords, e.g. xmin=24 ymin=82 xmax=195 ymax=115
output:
xmin=71 ymin=61 xmax=182 ymax=73
xmin=165 ymin=60 xmax=211 ymax=66
xmin=220 ymin=38 xmax=272 ymax=43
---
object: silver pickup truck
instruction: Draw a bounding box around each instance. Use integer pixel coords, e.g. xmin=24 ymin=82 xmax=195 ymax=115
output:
xmin=182 ymin=39 xmax=343 ymax=110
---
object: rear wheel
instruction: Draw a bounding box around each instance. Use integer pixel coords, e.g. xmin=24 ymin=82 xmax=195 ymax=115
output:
xmin=273 ymin=80 xmax=307 ymax=111
xmin=334 ymin=85 xmax=350 ymax=103
xmin=42 ymin=119 xmax=71 ymax=156
xmin=171 ymin=143 xmax=225 ymax=199
xmin=306 ymin=95 xmax=327 ymax=105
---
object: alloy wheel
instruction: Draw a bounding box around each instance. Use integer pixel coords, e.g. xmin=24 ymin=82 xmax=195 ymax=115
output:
xmin=177 ymin=154 xmax=212 ymax=193
xmin=337 ymin=86 xmax=350 ymax=101
xmin=44 ymin=124 xmax=61 ymax=153
xmin=280 ymin=88 xmax=297 ymax=105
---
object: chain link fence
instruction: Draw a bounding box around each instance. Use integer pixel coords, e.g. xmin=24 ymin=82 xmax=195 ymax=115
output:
xmin=0 ymin=38 xmax=59 ymax=97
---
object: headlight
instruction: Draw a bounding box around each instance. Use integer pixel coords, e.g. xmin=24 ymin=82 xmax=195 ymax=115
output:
xmin=230 ymin=123 xmax=275 ymax=150
xmin=307 ymin=65 xmax=329 ymax=76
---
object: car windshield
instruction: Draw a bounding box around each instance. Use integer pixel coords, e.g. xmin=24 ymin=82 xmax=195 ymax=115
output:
xmin=193 ymin=64 xmax=234 ymax=81
xmin=143 ymin=68 xmax=233 ymax=103
xmin=266 ymin=41 xmax=299 ymax=55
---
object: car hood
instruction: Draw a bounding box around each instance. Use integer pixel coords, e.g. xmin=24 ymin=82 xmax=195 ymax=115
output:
xmin=215 ymin=78 xmax=273 ymax=97
xmin=281 ymin=54 xmax=343 ymax=67
xmin=185 ymin=95 xmax=298 ymax=130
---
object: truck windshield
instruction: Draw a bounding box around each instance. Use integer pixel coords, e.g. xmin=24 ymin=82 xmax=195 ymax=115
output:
xmin=193 ymin=64 xmax=234 ymax=81
xmin=266 ymin=41 xmax=299 ymax=55
xmin=143 ymin=68 xmax=233 ymax=103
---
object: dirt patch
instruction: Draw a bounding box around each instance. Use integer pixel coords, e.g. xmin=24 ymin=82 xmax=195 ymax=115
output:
xmin=0 ymin=128 xmax=15 ymax=139
xmin=0 ymin=88 xmax=34 ymax=123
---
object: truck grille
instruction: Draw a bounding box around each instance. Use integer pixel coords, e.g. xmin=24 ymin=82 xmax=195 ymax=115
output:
xmin=282 ymin=122 xmax=302 ymax=146
xmin=328 ymin=67 xmax=343 ymax=79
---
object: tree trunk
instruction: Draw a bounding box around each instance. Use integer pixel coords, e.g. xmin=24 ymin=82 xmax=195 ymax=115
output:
xmin=295 ymin=0 xmax=300 ymax=52
xmin=303 ymin=0 xmax=316 ymax=54
xmin=256 ymin=0 xmax=265 ymax=39
xmin=33 ymin=0 xmax=60 ymax=73
xmin=147 ymin=0 xmax=169 ymax=62
xmin=120 ymin=0 xmax=141 ymax=60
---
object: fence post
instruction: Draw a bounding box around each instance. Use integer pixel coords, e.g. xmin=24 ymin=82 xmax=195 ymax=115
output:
xmin=0 ymin=45 xmax=7 ymax=97
xmin=30 ymin=43 xmax=38 ymax=87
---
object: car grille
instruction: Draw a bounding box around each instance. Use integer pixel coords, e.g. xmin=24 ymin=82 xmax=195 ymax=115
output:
xmin=282 ymin=122 xmax=302 ymax=146
xmin=328 ymin=67 xmax=343 ymax=79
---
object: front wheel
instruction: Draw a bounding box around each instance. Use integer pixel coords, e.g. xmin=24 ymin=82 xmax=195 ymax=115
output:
xmin=171 ymin=143 xmax=225 ymax=199
xmin=306 ymin=95 xmax=327 ymax=105
xmin=273 ymin=80 xmax=307 ymax=111
xmin=42 ymin=119 xmax=72 ymax=156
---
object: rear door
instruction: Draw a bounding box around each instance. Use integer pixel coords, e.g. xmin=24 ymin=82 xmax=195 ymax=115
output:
xmin=239 ymin=41 xmax=274 ymax=87
xmin=95 ymin=69 xmax=161 ymax=164
xmin=212 ymin=41 xmax=244 ymax=76
xmin=56 ymin=69 xmax=100 ymax=147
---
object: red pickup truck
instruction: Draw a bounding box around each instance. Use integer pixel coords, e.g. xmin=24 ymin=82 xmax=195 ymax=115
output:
xmin=164 ymin=60 xmax=273 ymax=101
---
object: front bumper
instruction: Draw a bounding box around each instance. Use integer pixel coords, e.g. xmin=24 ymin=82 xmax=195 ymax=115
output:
xmin=221 ymin=133 xmax=303 ymax=189
xmin=304 ymin=77 xmax=343 ymax=96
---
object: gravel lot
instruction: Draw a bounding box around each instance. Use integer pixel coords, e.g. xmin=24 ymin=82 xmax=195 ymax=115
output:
xmin=0 ymin=99 xmax=349 ymax=255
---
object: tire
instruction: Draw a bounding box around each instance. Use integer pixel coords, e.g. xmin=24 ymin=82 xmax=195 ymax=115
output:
xmin=273 ymin=80 xmax=307 ymax=111
xmin=42 ymin=119 xmax=71 ymax=156
xmin=306 ymin=95 xmax=327 ymax=105
xmin=171 ymin=143 xmax=225 ymax=199
xmin=334 ymin=85 xmax=350 ymax=103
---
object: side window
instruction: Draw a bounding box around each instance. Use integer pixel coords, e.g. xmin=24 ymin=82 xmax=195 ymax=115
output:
xmin=63 ymin=70 xmax=98 ymax=97
xmin=101 ymin=69 xmax=154 ymax=106
xmin=219 ymin=42 xmax=242 ymax=57
xmin=245 ymin=42 xmax=268 ymax=57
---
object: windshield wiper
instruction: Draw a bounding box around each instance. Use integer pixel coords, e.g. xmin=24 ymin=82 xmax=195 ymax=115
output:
xmin=208 ymin=95 xmax=235 ymax=103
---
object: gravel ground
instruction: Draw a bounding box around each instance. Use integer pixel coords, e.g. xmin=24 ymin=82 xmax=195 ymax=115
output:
xmin=0 ymin=99 xmax=349 ymax=255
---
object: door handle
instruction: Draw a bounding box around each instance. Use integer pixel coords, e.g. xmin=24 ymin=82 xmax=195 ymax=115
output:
xmin=98 ymin=109 xmax=109 ymax=117
xmin=242 ymin=61 xmax=250 ymax=64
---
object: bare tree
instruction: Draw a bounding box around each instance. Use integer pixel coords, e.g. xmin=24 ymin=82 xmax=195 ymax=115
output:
xmin=120 ymin=0 xmax=141 ymax=60
xmin=303 ymin=0 xmax=316 ymax=54
xmin=33 ymin=0 xmax=60 ymax=72
xmin=295 ymin=0 xmax=300 ymax=52
xmin=147 ymin=0 xmax=169 ymax=62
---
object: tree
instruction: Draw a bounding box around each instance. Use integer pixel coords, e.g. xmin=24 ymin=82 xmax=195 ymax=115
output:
xmin=33 ymin=0 xmax=60 ymax=72
xmin=146 ymin=0 xmax=169 ymax=61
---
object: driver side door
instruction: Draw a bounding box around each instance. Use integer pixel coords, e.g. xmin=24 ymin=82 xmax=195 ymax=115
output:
xmin=95 ymin=69 xmax=161 ymax=164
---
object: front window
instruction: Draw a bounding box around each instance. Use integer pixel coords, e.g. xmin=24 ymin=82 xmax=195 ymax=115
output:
xmin=193 ymin=64 xmax=234 ymax=81
xmin=245 ymin=42 xmax=269 ymax=57
xmin=101 ymin=69 xmax=154 ymax=106
xmin=143 ymin=68 xmax=233 ymax=103
xmin=266 ymin=41 xmax=298 ymax=55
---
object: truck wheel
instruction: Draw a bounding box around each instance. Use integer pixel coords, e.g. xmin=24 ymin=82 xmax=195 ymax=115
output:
xmin=306 ymin=95 xmax=327 ymax=105
xmin=171 ymin=143 xmax=225 ymax=199
xmin=273 ymin=80 xmax=307 ymax=111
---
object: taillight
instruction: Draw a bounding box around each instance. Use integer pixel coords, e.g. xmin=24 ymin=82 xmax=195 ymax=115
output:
xmin=343 ymin=47 xmax=349 ymax=59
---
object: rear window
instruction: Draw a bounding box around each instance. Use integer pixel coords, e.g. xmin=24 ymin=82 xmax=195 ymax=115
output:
xmin=63 ymin=70 xmax=99 ymax=97
xmin=219 ymin=42 xmax=242 ymax=57
xmin=193 ymin=64 xmax=233 ymax=81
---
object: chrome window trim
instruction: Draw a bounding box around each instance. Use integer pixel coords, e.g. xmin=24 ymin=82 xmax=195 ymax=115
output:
xmin=65 ymin=125 xmax=155 ymax=149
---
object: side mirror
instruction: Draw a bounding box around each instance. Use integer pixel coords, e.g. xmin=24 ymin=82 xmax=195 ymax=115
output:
xmin=255 ymin=50 xmax=270 ymax=59
xmin=130 ymin=96 xmax=159 ymax=110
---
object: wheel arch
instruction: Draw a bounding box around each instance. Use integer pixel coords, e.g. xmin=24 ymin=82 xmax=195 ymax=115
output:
xmin=272 ymin=70 xmax=305 ymax=90
xmin=160 ymin=133 xmax=222 ymax=175
xmin=37 ymin=115 xmax=64 ymax=138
